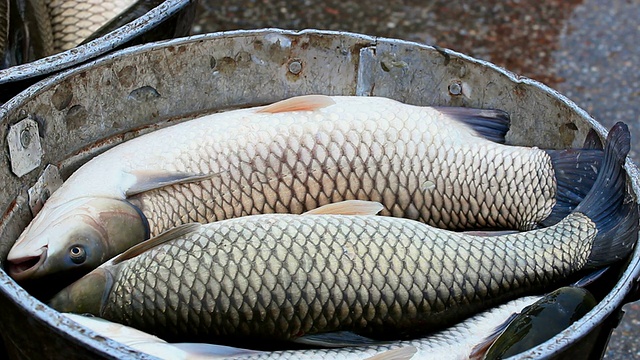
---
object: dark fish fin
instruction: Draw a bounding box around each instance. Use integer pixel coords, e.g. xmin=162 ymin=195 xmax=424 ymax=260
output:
xmin=171 ymin=343 xmax=264 ymax=357
xmin=293 ymin=331 xmax=390 ymax=348
xmin=365 ymin=346 xmax=418 ymax=360
xmin=302 ymin=200 xmax=384 ymax=215
xmin=573 ymin=122 xmax=639 ymax=268
xmin=435 ymin=107 xmax=510 ymax=144
xmin=541 ymin=148 xmax=603 ymax=227
xmin=111 ymin=223 xmax=201 ymax=264
xmin=468 ymin=312 xmax=519 ymax=360
xmin=257 ymin=95 xmax=336 ymax=113
xmin=126 ymin=170 xmax=214 ymax=197
xmin=571 ymin=267 xmax=609 ymax=287
xmin=583 ymin=129 xmax=604 ymax=150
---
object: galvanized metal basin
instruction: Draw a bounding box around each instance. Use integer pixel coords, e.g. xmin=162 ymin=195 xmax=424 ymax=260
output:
xmin=0 ymin=29 xmax=638 ymax=359
xmin=0 ymin=0 xmax=196 ymax=103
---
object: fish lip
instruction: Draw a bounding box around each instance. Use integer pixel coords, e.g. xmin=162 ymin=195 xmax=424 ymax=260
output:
xmin=6 ymin=246 xmax=47 ymax=281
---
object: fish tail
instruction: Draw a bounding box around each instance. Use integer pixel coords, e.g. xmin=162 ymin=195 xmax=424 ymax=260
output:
xmin=541 ymin=148 xmax=604 ymax=227
xmin=573 ymin=122 xmax=639 ymax=268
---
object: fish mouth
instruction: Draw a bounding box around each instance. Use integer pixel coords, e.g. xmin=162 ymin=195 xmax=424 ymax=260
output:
xmin=6 ymin=247 xmax=47 ymax=281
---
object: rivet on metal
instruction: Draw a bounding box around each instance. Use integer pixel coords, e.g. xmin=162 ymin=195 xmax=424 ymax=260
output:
xmin=288 ymin=60 xmax=302 ymax=75
xmin=20 ymin=129 xmax=31 ymax=148
xmin=448 ymin=81 xmax=463 ymax=96
xmin=7 ymin=117 xmax=44 ymax=177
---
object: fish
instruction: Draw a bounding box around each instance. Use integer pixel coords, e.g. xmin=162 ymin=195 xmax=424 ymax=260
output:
xmin=46 ymin=0 xmax=138 ymax=51
xmin=62 ymin=313 xmax=266 ymax=359
xmin=7 ymin=95 xmax=604 ymax=282
xmin=479 ymin=286 xmax=597 ymax=359
xmin=63 ymin=296 xmax=542 ymax=360
xmin=47 ymin=122 xmax=637 ymax=345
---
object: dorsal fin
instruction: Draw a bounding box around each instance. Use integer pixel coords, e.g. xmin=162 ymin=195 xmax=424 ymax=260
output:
xmin=434 ymin=106 xmax=510 ymax=143
xmin=303 ymin=200 xmax=384 ymax=215
xmin=257 ymin=95 xmax=336 ymax=113
xmin=111 ymin=223 xmax=201 ymax=264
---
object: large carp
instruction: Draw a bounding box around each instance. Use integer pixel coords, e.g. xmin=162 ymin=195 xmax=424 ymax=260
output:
xmin=8 ymin=95 xmax=602 ymax=281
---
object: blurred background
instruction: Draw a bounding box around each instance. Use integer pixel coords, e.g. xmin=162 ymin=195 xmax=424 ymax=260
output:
xmin=190 ymin=0 xmax=640 ymax=358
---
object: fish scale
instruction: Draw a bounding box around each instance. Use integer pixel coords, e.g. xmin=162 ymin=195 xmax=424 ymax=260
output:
xmin=126 ymin=98 xmax=555 ymax=235
xmin=95 ymin=213 xmax=594 ymax=342
xmin=47 ymin=0 xmax=137 ymax=51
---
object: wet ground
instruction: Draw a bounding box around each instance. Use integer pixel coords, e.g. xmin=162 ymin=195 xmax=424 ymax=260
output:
xmin=191 ymin=0 xmax=640 ymax=358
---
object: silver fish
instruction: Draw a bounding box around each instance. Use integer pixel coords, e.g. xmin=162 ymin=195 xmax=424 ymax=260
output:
xmin=8 ymin=95 xmax=603 ymax=282
xmin=47 ymin=122 xmax=637 ymax=347
xmin=63 ymin=296 xmax=542 ymax=360
xmin=62 ymin=313 xmax=265 ymax=359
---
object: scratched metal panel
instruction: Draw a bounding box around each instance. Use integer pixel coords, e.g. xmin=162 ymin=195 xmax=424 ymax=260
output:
xmin=0 ymin=29 xmax=638 ymax=360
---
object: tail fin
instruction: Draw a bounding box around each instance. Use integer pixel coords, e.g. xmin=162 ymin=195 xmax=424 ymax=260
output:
xmin=573 ymin=122 xmax=639 ymax=268
xmin=541 ymin=148 xmax=603 ymax=226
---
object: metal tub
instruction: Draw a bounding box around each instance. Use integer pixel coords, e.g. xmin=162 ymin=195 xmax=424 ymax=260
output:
xmin=0 ymin=0 xmax=197 ymax=103
xmin=0 ymin=29 xmax=638 ymax=359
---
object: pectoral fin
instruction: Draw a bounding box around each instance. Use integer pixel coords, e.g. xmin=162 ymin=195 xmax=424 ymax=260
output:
xmin=303 ymin=200 xmax=384 ymax=216
xmin=126 ymin=170 xmax=214 ymax=197
xmin=171 ymin=343 xmax=264 ymax=358
xmin=111 ymin=223 xmax=201 ymax=264
xmin=257 ymin=95 xmax=336 ymax=113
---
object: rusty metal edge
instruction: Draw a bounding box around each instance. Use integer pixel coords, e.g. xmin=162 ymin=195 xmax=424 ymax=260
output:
xmin=1 ymin=28 xmax=638 ymax=359
xmin=0 ymin=0 xmax=193 ymax=84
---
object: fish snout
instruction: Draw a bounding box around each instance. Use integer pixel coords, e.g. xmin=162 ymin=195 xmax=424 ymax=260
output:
xmin=6 ymin=246 xmax=47 ymax=281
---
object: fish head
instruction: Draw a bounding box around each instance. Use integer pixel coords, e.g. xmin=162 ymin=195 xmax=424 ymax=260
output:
xmin=6 ymin=197 xmax=148 ymax=282
xmin=48 ymin=268 xmax=113 ymax=315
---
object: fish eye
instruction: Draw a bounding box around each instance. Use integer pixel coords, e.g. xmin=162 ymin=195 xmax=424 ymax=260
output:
xmin=69 ymin=245 xmax=87 ymax=264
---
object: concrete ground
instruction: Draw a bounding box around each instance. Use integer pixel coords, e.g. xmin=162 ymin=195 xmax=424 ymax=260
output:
xmin=191 ymin=0 xmax=640 ymax=358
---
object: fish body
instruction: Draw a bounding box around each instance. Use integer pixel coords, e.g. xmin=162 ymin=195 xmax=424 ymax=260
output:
xmin=43 ymin=212 xmax=605 ymax=341
xmin=8 ymin=95 xmax=602 ymax=281
xmin=48 ymin=123 xmax=637 ymax=344
xmin=46 ymin=0 xmax=137 ymax=51
xmin=63 ymin=297 xmax=541 ymax=360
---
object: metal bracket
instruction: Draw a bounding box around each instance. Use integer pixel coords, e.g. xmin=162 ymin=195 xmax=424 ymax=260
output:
xmin=28 ymin=165 xmax=63 ymax=217
xmin=7 ymin=117 xmax=43 ymax=177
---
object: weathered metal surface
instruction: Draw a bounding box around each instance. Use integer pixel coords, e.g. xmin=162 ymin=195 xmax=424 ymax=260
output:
xmin=0 ymin=29 xmax=637 ymax=359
